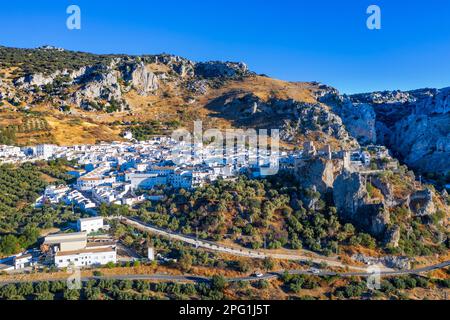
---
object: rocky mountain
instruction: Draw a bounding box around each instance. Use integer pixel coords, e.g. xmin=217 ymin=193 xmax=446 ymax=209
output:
xmin=0 ymin=45 xmax=448 ymax=252
xmin=316 ymin=86 xmax=450 ymax=175
xmin=0 ymin=46 xmax=358 ymax=150
xmin=293 ymin=146 xmax=448 ymax=249
xmin=352 ymin=88 xmax=449 ymax=175
xmin=0 ymin=45 xmax=448 ymax=177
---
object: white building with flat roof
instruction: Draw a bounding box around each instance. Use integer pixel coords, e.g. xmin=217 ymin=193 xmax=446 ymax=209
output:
xmin=147 ymin=247 xmax=155 ymax=261
xmin=55 ymin=247 xmax=116 ymax=268
xmin=66 ymin=190 xmax=97 ymax=210
xmin=44 ymin=231 xmax=116 ymax=268
xmin=126 ymin=172 xmax=168 ymax=190
xmin=35 ymin=144 xmax=56 ymax=159
xmin=14 ymin=254 xmax=35 ymax=270
xmin=77 ymin=217 xmax=104 ymax=234
xmin=44 ymin=185 xmax=70 ymax=203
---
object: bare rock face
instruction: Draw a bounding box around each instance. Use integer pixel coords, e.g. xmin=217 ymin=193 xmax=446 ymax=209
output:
xmin=336 ymin=101 xmax=377 ymax=144
xmin=371 ymin=176 xmax=402 ymax=207
xmin=83 ymin=72 xmax=119 ymax=99
xmin=408 ymin=188 xmax=436 ymax=216
xmin=352 ymin=253 xmax=410 ymax=270
xmin=15 ymin=72 xmax=57 ymax=88
xmin=186 ymin=79 xmax=209 ymax=95
xmin=413 ymin=87 xmax=450 ymax=115
xmin=153 ymin=54 xmax=195 ymax=78
xmin=206 ymin=92 xmax=357 ymax=147
xmin=333 ymin=171 xmax=390 ymax=238
xmin=121 ymin=62 xmax=159 ymax=95
xmin=194 ymin=61 xmax=249 ymax=78
xmin=350 ymin=88 xmax=450 ymax=175
xmin=333 ymin=171 xmax=367 ymax=215
xmin=295 ymin=158 xmax=340 ymax=194
xmin=384 ymin=225 xmax=401 ymax=248
xmin=388 ymin=113 xmax=450 ymax=174
xmin=71 ymin=65 xmax=123 ymax=109
xmin=352 ymin=90 xmax=414 ymax=105
xmin=317 ymin=85 xmax=450 ymax=175
xmin=315 ymin=86 xmax=377 ymax=145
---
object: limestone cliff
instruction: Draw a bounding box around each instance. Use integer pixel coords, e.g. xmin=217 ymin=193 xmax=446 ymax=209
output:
xmin=332 ymin=171 xmax=390 ymax=238
xmin=317 ymin=86 xmax=450 ymax=175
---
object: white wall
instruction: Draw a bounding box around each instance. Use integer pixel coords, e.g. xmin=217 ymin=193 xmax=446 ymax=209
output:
xmin=55 ymin=250 xmax=116 ymax=268
xmin=77 ymin=218 xmax=104 ymax=233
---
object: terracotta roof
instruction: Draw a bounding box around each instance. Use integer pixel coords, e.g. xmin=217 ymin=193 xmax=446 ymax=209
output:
xmin=55 ymin=247 xmax=115 ymax=257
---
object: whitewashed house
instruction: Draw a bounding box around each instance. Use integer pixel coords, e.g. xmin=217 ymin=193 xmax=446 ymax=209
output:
xmin=44 ymin=185 xmax=70 ymax=203
xmin=43 ymin=232 xmax=116 ymax=268
xmin=77 ymin=217 xmax=105 ymax=234
xmin=35 ymin=144 xmax=56 ymax=159
xmin=13 ymin=254 xmax=35 ymax=270
xmin=55 ymin=247 xmax=116 ymax=268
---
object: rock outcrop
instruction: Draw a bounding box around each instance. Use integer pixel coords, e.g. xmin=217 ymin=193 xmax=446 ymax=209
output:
xmin=72 ymin=66 xmax=123 ymax=108
xmin=8 ymin=51 xmax=255 ymax=112
xmin=194 ymin=61 xmax=249 ymax=79
xmin=352 ymin=253 xmax=411 ymax=270
xmin=371 ymin=175 xmax=401 ymax=207
xmin=295 ymin=158 xmax=341 ymax=194
xmin=121 ymin=62 xmax=159 ymax=95
xmin=408 ymin=188 xmax=436 ymax=217
xmin=333 ymin=171 xmax=390 ymax=238
xmin=206 ymin=92 xmax=358 ymax=147
xmin=317 ymin=86 xmax=450 ymax=174
xmin=350 ymin=88 xmax=450 ymax=175
xmin=384 ymin=226 xmax=401 ymax=248
xmin=15 ymin=72 xmax=56 ymax=88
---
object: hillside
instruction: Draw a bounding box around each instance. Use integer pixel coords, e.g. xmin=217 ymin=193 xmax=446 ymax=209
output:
xmin=0 ymin=46 xmax=448 ymax=277
xmin=0 ymin=45 xmax=448 ymax=176
xmin=0 ymin=46 xmax=358 ymax=151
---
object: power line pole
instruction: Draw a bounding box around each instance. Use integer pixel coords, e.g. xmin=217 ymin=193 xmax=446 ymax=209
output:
xmin=195 ymin=227 xmax=199 ymax=249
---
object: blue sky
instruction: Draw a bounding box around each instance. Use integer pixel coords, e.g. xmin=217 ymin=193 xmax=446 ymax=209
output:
xmin=0 ymin=0 xmax=449 ymax=93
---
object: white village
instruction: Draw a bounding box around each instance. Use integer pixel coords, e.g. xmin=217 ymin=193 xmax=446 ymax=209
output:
xmin=0 ymin=132 xmax=398 ymax=272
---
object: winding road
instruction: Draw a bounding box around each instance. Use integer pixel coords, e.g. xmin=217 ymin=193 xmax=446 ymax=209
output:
xmin=88 ymin=260 xmax=450 ymax=283
xmin=2 ymin=217 xmax=447 ymax=286
xmin=114 ymin=217 xmax=383 ymax=272
xmin=0 ymin=260 xmax=448 ymax=286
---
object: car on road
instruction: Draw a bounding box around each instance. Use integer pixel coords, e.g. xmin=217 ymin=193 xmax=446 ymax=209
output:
xmin=310 ymin=268 xmax=321 ymax=274
xmin=253 ymin=273 xmax=264 ymax=278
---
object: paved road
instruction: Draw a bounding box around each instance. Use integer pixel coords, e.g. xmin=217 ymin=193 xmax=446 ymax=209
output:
xmin=115 ymin=217 xmax=376 ymax=272
xmin=1 ymin=261 xmax=448 ymax=286
xmin=97 ymin=260 xmax=450 ymax=282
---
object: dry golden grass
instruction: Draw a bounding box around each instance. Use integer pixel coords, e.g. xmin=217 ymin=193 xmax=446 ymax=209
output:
xmin=0 ymin=67 xmax=20 ymax=81
xmin=40 ymin=173 xmax=58 ymax=183
xmin=44 ymin=116 xmax=122 ymax=145
xmin=147 ymin=63 xmax=171 ymax=74
xmin=0 ymin=112 xmax=23 ymax=127
xmin=0 ymin=74 xmax=352 ymax=149
xmin=207 ymin=76 xmax=317 ymax=103
xmin=406 ymin=287 xmax=450 ymax=300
